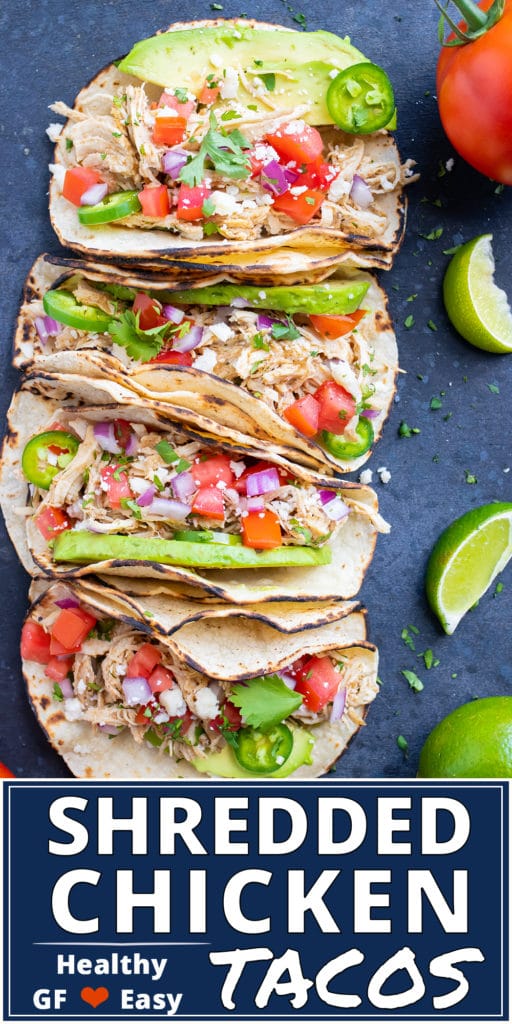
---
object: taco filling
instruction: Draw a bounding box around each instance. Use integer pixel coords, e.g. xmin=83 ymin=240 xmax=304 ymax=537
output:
xmin=29 ymin=273 xmax=384 ymax=460
xmin=20 ymin=409 xmax=359 ymax=569
xmin=48 ymin=23 xmax=412 ymax=245
xmin=21 ymin=590 xmax=378 ymax=776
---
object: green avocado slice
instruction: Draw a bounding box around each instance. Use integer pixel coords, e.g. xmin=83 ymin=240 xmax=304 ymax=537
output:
xmin=168 ymin=279 xmax=370 ymax=316
xmin=52 ymin=532 xmax=332 ymax=569
xmin=191 ymin=724 xmax=315 ymax=778
xmin=118 ymin=26 xmax=367 ymax=126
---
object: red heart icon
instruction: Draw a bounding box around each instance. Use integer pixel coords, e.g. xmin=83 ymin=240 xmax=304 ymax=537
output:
xmin=80 ymin=987 xmax=110 ymax=1009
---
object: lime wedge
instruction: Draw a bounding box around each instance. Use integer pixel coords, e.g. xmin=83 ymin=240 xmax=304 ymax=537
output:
xmin=443 ymin=234 xmax=512 ymax=353
xmin=425 ymin=502 xmax=512 ymax=634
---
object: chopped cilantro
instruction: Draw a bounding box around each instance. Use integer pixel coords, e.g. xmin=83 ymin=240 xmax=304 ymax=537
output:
xmin=406 ymin=294 xmax=417 ymax=302
xmin=451 ymin=672 xmax=458 ymax=679
xmin=464 ymin=470 xmax=477 ymax=484
xmin=292 ymin=11 xmax=307 ymax=27
xmin=271 ymin=317 xmax=300 ymax=341
xmin=402 ymin=669 xmax=424 ymax=692
xmin=155 ymin=440 xmax=190 ymax=472
xmin=108 ymin=309 xmax=170 ymax=361
xmin=304 ymin=195 xmax=316 ymax=205
xmin=250 ymin=360 xmax=264 ymax=375
xmin=487 ymin=383 xmax=500 ymax=394
xmin=420 ymin=227 xmax=443 ymax=240
xmin=252 ymin=332 xmax=269 ymax=351
xmin=398 ymin=421 xmax=420 ymax=437
xmin=494 ymin=581 xmax=504 ymax=596
xmin=397 ymin=734 xmax=409 ymax=755
xmin=409 ymin=624 xmax=419 ymax=635
xmin=430 ymin=396 xmax=443 ymax=410
xmin=401 ymin=628 xmax=416 ymax=652
xmin=174 ymin=87 xmax=189 ymax=103
xmin=432 ymin=453 xmax=440 ymax=463
xmin=179 ymin=113 xmax=250 ymax=187
xmin=427 ymin=319 xmax=438 ymax=331
xmin=420 ymin=648 xmax=440 ymax=670
xmin=202 ymin=197 xmax=216 ymax=217
xmin=437 ymin=160 xmax=446 ymax=178
xmin=404 ymin=314 xmax=414 ymax=329
xmin=53 ymin=683 xmax=64 ymax=702
xmin=221 ymin=110 xmax=240 ymax=121
xmin=261 ymin=73 xmax=276 ymax=92
xmin=65 ymin=138 xmax=73 ymax=151
xmin=203 ymin=221 xmax=220 ymax=236
xmin=120 ymin=497 xmax=142 ymax=520
xmin=153 ymin=473 xmax=164 ymax=491
xmin=230 ymin=674 xmax=302 ymax=730
xmin=495 ymin=183 xmax=505 ymax=195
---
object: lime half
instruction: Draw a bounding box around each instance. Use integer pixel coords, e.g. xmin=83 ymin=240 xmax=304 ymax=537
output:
xmin=443 ymin=234 xmax=512 ymax=353
xmin=418 ymin=697 xmax=512 ymax=778
xmin=426 ymin=502 xmax=512 ymax=634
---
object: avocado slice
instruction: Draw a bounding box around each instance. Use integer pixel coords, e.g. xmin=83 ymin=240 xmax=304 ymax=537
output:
xmin=169 ymin=279 xmax=369 ymax=316
xmin=118 ymin=25 xmax=367 ymax=126
xmin=192 ymin=724 xmax=315 ymax=778
xmin=52 ymin=532 xmax=332 ymax=569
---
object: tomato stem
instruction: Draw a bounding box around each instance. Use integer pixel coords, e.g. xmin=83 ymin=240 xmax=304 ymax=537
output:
xmin=436 ymin=0 xmax=505 ymax=45
xmin=445 ymin=0 xmax=488 ymax=29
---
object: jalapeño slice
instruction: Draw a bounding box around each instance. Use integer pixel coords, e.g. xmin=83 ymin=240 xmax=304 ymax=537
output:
xmin=22 ymin=431 xmax=80 ymax=490
xmin=326 ymin=62 xmax=395 ymax=134
xmin=43 ymin=289 xmax=113 ymax=333
xmin=235 ymin=724 xmax=293 ymax=774
xmin=78 ymin=190 xmax=142 ymax=225
xmin=321 ymin=417 xmax=374 ymax=459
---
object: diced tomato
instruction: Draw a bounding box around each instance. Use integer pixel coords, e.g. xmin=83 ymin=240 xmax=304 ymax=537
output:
xmin=149 ymin=665 xmax=175 ymax=694
xmin=265 ymin=123 xmax=323 ymax=165
xmin=35 ymin=507 xmax=71 ymax=541
xmin=152 ymin=113 xmax=187 ymax=147
xmin=20 ymin=620 xmax=51 ymax=664
xmin=234 ymin=461 xmax=292 ymax=495
xmin=149 ymin=350 xmax=193 ymax=366
xmin=45 ymin=656 xmax=74 ymax=682
xmin=135 ymin=700 xmax=159 ymax=725
xmin=294 ymin=655 xmax=342 ymax=712
xmin=288 ymin=655 xmax=308 ymax=677
xmin=50 ymin=635 xmax=75 ymax=656
xmin=242 ymin=509 xmax=282 ymax=549
xmin=191 ymin=455 xmax=235 ymax=488
xmin=177 ymin=184 xmax=212 ymax=221
xmin=283 ymin=394 xmax=320 ymax=438
xmin=133 ymin=292 xmax=167 ymax=330
xmin=113 ymin=419 xmax=134 ymax=451
xmin=210 ymin=700 xmax=243 ymax=733
xmin=198 ymin=82 xmax=220 ymax=105
xmin=51 ymin=607 xmax=97 ymax=652
xmin=126 ymin=643 xmax=161 ymax=680
xmin=165 ymin=708 xmax=194 ymax=735
xmin=290 ymin=155 xmax=337 ymax=192
xmin=139 ymin=184 xmax=170 ymax=218
xmin=0 ymin=761 xmax=15 ymax=778
xmin=62 ymin=166 xmax=104 ymax=206
xmin=272 ymin=188 xmax=324 ymax=224
xmin=313 ymin=381 xmax=357 ymax=435
xmin=100 ymin=464 xmax=133 ymax=510
xmin=158 ymin=91 xmax=195 ymax=118
xmin=310 ymin=309 xmax=367 ymax=340
xmin=192 ymin=486 xmax=225 ymax=521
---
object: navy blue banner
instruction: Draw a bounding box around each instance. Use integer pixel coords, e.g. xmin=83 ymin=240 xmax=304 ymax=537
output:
xmin=2 ymin=781 xmax=508 ymax=1021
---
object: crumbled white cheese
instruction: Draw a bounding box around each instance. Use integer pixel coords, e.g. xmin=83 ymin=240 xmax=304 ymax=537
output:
xmin=328 ymin=174 xmax=351 ymax=202
xmin=445 ymin=158 xmax=455 ymax=172
xmin=193 ymin=348 xmax=217 ymax=373
xmin=116 ymin=662 xmax=127 ymax=678
xmin=328 ymin=68 xmax=339 ymax=79
xmin=259 ymin=291 xmax=267 ymax=300
xmin=220 ymin=66 xmax=239 ymax=100
xmin=377 ymin=466 xmax=391 ymax=484
xmin=160 ymin=688 xmax=187 ymax=717
xmin=76 ymin=680 xmax=87 ymax=695
xmin=211 ymin=190 xmax=239 ymax=216
xmin=252 ymin=142 xmax=278 ymax=164
xmin=283 ymin=119 xmax=306 ymax=135
xmin=290 ymin=185 xmax=308 ymax=196
xmin=329 ymin=359 xmax=362 ymax=403
xmin=359 ymin=469 xmax=373 ymax=485
xmin=230 ymin=460 xmax=246 ymax=479
xmin=194 ymin=686 xmax=220 ymax=719
xmin=49 ymin=162 xmax=66 ymax=191
xmin=153 ymin=711 xmax=170 ymax=725
xmin=209 ymin=322 xmax=235 ymax=342
xmin=129 ymin=476 xmax=153 ymax=495
xmin=46 ymin=122 xmax=63 ymax=143
xmin=64 ymin=698 xmax=84 ymax=722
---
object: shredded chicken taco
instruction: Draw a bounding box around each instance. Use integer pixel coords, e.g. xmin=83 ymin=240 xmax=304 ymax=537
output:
xmin=0 ymin=387 xmax=387 ymax=603
xmin=22 ymin=581 xmax=379 ymax=778
xmin=16 ymin=256 xmax=397 ymax=473
xmin=47 ymin=19 xmax=414 ymax=268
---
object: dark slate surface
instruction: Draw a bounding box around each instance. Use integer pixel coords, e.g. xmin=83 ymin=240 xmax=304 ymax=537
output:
xmin=0 ymin=0 xmax=511 ymax=778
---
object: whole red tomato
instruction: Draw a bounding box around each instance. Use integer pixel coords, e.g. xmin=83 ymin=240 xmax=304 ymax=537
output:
xmin=0 ymin=761 xmax=15 ymax=778
xmin=436 ymin=0 xmax=512 ymax=183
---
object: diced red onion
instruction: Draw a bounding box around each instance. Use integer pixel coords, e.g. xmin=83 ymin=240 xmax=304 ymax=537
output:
xmin=172 ymin=470 xmax=196 ymax=502
xmin=163 ymin=304 xmax=184 ymax=324
xmin=319 ymin=489 xmax=337 ymax=505
xmin=162 ymin=148 xmax=188 ymax=178
xmin=361 ymin=408 xmax=379 ymax=420
xmin=283 ymin=166 xmax=299 ymax=185
xmin=93 ymin=422 xmax=122 ymax=455
xmin=124 ymin=430 xmax=139 ymax=457
xmin=247 ymin=495 xmax=264 ymax=512
xmin=54 ymin=597 xmax=80 ymax=609
xmin=145 ymin=497 xmax=191 ymax=520
xmin=80 ymin=182 xmax=108 ymax=206
xmin=122 ymin=676 xmax=152 ymax=706
xmin=246 ymin=467 xmax=281 ymax=496
xmin=330 ymin=687 xmax=346 ymax=722
xmin=277 ymin=671 xmax=297 ymax=690
xmin=324 ymin=496 xmax=350 ymax=522
xmin=173 ymin=324 xmax=203 ymax=353
xmin=257 ymin=313 xmax=279 ymax=330
xmin=60 ymin=678 xmax=74 ymax=698
xmin=98 ymin=723 xmax=121 ymax=735
xmin=35 ymin=316 xmax=60 ymax=344
xmin=349 ymin=174 xmax=373 ymax=209
xmin=261 ymin=159 xmax=290 ymax=196
xmin=136 ymin=485 xmax=157 ymax=507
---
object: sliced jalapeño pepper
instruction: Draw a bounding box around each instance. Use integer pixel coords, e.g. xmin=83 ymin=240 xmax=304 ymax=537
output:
xmin=326 ymin=62 xmax=395 ymax=135
xmin=321 ymin=417 xmax=374 ymax=459
xmin=235 ymin=724 xmax=293 ymax=774
xmin=173 ymin=529 xmax=243 ymax=546
xmin=22 ymin=431 xmax=80 ymax=490
xmin=43 ymin=289 xmax=113 ymax=333
xmin=78 ymin=190 xmax=142 ymax=225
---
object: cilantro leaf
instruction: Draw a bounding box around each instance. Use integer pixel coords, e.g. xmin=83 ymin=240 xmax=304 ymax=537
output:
xmin=179 ymin=113 xmax=250 ymax=187
xmin=53 ymin=683 xmax=64 ymax=702
xmin=402 ymin=669 xmax=424 ymax=692
xmin=271 ymin=317 xmax=301 ymax=341
xmin=229 ymin=674 xmax=302 ymax=730
xmin=108 ymin=310 xmax=169 ymax=362
xmin=155 ymin=440 xmax=190 ymax=472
